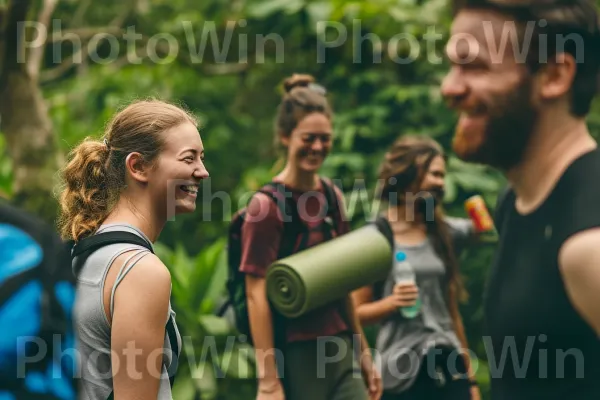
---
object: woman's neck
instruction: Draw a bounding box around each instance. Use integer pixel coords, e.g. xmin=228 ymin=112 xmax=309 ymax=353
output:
xmin=102 ymin=194 xmax=164 ymax=242
xmin=277 ymin=164 xmax=319 ymax=192
xmin=386 ymin=204 xmax=425 ymax=226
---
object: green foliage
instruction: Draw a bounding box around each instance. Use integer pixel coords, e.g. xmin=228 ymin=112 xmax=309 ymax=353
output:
xmin=0 ymin=135 xmax=13 ymax=198
xmin=155 ymin=239 xmax=257 ymax=399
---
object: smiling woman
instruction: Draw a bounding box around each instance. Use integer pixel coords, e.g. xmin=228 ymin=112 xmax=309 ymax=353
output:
xmin=235 ymin=74 xmax=382 ymax=400
xmin=57 ymin=99 xmax=209 ymax=400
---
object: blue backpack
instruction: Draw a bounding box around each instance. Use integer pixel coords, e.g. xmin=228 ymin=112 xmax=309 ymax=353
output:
xmin=0 ymin=201 xmax=77 ymax=400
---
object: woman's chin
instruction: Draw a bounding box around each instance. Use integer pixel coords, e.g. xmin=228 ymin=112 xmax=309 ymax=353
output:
xmin=299 ymin=159 xmax=323 ymax=173
xmin=174 ymin=200 xmax=197 ymax=215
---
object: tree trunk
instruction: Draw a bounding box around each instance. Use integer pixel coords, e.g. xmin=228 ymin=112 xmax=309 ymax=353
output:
xmin=0 ymin=71 xmax=60 ymax=224
xmin=0 ymin=0 xmax=61 ymax=224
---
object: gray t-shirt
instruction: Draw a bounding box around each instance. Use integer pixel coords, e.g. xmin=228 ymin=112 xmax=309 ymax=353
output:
xmin=375 ymin=217 xmax=473 ymax=394
xmin=73 ymin=223 xmax=181 ymax=400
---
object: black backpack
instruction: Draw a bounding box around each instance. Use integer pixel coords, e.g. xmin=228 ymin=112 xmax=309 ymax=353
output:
xmin=219 ymin=178 xmax=342 ymax=346
xmin=70 ymin=231 xmax=180 ymax=399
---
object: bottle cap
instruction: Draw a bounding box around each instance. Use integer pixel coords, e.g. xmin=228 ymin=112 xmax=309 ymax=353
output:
xmin=395 ymin=251 xmax=407 ymax=262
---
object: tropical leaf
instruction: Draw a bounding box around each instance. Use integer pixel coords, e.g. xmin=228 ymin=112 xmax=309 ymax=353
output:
xmin=219 ymin=346 xmax=256 ymax=379
xmin=198 ymin=314 xmax=232 ymax=337
xmin=193 ymin=361 xmax=218 ymax=400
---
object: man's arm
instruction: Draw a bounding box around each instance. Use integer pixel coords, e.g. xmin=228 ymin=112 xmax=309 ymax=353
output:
xmin=559 ymin=227 xmax=600 ymax=336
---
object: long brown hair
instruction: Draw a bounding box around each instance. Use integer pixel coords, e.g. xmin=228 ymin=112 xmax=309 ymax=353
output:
xmin=58 ymin=99 xmax=198 ymax=242
xmin=378 ymin=135 xmax=470 ymax=351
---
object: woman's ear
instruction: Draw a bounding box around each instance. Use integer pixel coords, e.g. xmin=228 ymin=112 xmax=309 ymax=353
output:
xmin=280 ymin=133 xmax=290 ymax=148
xmin=125 ymin=152 xmax=150 ymax=184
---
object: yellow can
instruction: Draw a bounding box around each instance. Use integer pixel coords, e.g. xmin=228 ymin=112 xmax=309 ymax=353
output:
xmin=465 ymin=195 xmax=495 ymax=233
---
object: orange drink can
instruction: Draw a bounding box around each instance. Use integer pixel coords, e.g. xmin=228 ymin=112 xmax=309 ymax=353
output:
xmin=465 ymin=195 xmax=495 ymax=233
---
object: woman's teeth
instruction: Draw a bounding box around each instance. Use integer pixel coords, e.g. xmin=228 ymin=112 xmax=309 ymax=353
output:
xmin=181 ymin=185 xmax=198 ymax=194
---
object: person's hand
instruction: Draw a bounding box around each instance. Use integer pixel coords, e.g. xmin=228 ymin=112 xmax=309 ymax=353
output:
xmin=470 ymin=383 xmax=481 ymax=400
xmin=385 ymin=282 xmax=419 ymax=312
xmin=257 ymin=379 xmax=285 ymax=400
xmin=361 ymin=355 xmax=383 ymax=400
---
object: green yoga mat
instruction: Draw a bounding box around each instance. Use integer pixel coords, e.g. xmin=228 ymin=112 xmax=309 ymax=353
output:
xmin=266 ymin=224 xmax=393 ymax=319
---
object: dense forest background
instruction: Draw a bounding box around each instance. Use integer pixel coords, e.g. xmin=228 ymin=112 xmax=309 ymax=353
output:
xmin=2 ymin=0 xmax=600 ymax=398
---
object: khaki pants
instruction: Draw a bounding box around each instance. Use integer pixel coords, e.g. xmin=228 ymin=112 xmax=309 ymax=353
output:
xmin=282 ymin=333 xmax=369 ymax=400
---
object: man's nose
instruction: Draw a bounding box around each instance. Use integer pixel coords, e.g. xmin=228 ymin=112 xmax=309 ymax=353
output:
xmin=440 ymin=67 xmax=467 ymax=107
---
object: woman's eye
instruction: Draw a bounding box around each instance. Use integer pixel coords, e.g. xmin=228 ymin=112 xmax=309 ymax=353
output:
xmin=184 ymin=157 xmax=194 ymax=163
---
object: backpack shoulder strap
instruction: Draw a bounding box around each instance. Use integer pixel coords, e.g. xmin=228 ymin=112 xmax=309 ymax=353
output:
xmin=258 ymin=182 xmax=299 ymax=222
xmin=372 ymin=214 xmax=394 ymax=301
xmin=165 ymin=314 xmax=179 ymax=386
xmin=320 ymin=178 xmax=341 ymax=230
xmin=374 ymin=214 xmax=394 ymax=247
xmin=72 ymin=231 xmax=153 ymax=257
xmin=72 ymin=231 xmax=154 ymax=275
xmin=258 ymin=182 xmax=306 ymax=259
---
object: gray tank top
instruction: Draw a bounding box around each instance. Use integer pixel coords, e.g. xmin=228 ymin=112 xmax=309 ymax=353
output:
xmin=375 ymin=217 xmax=473 ymax=394
xmin=73 ymin=223 xmax=181 ymax=400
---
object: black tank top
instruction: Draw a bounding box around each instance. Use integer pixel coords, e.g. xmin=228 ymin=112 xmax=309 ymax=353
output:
xmin=484 ymin=148 xmax=600 ymax=400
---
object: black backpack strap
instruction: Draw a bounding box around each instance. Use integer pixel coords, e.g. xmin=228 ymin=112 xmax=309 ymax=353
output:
xmin=372 ymin=215 xmax=394 ymax=301
xmin=258 ymin=182 xmax=306 ymax=259
xmin=320 ymin=177 xmax=341 ymax=236
xmin=72 ymin=231 xmax=153 ymax=256
xmin=374 ymin=214 xmax=394 ymax=247
xmin=166 ymin=314 xmax=179 ymax=387
xmin=72 ymin=231 xmax=153 ymax=275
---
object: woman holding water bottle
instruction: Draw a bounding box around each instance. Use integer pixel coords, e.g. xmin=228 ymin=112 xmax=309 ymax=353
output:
xmin=353 ymin=135 xmax=482 ymax=400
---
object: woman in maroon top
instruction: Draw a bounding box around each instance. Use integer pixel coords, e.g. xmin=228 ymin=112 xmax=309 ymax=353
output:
xmin=239 ymin=74 xmax=382 ymax=400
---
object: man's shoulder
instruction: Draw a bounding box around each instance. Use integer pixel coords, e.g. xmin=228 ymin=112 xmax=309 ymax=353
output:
xmin=556 ymin=146 xmax=600 ymax=196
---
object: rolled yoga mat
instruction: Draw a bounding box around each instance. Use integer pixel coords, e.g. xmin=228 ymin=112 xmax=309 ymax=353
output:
xmin=266 ymin=224 xmax=393 ymax=319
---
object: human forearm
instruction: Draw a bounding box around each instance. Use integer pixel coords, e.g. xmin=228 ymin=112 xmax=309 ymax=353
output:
xmin=246 ymin=276 xmax=280 ymax=384
xmin=344 ymin=296 xmax=370 ymax=354
xmin=355 ymin=297 xmax=396 ymax=326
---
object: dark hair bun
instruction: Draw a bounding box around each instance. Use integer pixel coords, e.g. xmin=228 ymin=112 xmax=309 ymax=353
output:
xmin=283 ymin=74 xmax=315 ymax=93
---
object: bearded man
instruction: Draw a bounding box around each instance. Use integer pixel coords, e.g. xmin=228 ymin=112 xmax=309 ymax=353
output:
xmin=442 ymin=1 xmax=600 ymax=399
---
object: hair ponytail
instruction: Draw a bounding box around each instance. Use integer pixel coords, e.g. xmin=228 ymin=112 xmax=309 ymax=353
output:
xmin=58 ymin=99 xmax=198 ymax=242
xmin=58 ymin=138 xmax=112 ymax=241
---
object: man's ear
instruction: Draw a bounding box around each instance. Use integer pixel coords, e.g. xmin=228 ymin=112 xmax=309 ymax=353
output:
xmin=280 ymin=133 xmax=290 ymax=148
xmin=125 ymin=152 xmax=150 ymax=184
xmin=539 ymin=52 xmax=577 ymax=100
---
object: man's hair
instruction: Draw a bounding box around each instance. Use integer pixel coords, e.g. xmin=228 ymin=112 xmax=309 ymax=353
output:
xmin=453 ymin=0 xmax=600 ymax=116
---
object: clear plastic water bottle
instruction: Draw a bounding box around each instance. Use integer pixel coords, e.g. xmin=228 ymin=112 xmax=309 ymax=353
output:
xmin=394 ymin=250 xmax=421 ymax=318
